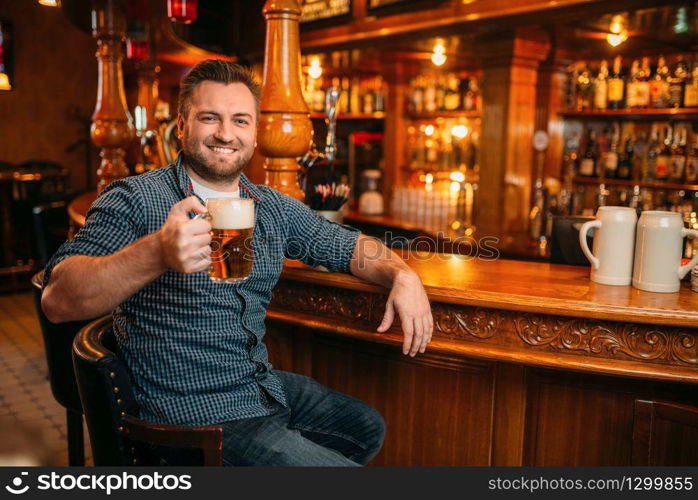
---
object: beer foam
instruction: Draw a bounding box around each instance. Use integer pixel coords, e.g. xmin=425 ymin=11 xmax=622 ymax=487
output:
xmin=207 ymin=198 xmax=255 ymax=229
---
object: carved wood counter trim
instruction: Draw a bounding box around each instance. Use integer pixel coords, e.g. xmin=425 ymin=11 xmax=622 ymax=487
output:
xmin=269 ymin=279 xmax=698 ymax=384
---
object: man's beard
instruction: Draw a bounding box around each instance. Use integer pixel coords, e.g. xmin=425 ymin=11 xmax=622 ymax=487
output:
xmin=181 ymin=136 xmax=253 ymax=184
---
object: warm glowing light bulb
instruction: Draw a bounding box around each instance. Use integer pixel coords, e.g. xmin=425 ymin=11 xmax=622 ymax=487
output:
xmin=38 ymin=0 xmax=60 ymax=6
xmin=451 ymin=124 xmax=468 ymax=138
xmin=308 ymin=57 xmax=322 ymax=79
xmin=450 ymin=171 xmax=465 ymax=183
xmin=431 ymin=52 xmax=446 ymax=66
xmin=606 ymin=32 xmax=628 ymax=47
xmin=449 ymin=181 xmax=461 ymax=193
xmin=424 ymin=125 xmax=435 ymax=136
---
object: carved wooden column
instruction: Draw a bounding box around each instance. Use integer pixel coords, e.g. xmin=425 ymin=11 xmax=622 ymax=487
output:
xmin=91 ymin=0 xmax=135 ymax=193
xmin=258 ymin=0 xmax=312 ymax=201
xmin=475 ymin=28 xmax=549 ymax=237
xmin=136 ymin=60 xmax=160 ymax=132
xmin=535 ymin=34 xmax=573 ymax=180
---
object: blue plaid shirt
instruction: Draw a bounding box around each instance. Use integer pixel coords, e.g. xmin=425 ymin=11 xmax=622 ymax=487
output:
xmin=44 ymin=155 xmax=360 ymax=426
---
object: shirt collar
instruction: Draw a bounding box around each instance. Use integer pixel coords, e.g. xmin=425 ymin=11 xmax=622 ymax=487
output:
xmin=175 ymin=151 xmax=263 ymax=203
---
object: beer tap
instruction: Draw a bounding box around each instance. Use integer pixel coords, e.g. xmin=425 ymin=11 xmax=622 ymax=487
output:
xmin=298 ymin=86 xmax=341 ymax=191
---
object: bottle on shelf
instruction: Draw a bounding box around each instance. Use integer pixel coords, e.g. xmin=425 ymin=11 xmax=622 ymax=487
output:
xmin=635 ymin=57 xmax=651 ymax=108
xmin=684 ymin=59 xmax=698 ymax=108
xmin=647 ymin=124 xmax=661 ymax=181
xmin=607 ymin=56 xmax=625 ymax=110
xmin=362 ymin=78 xmax=374 ymax=114
xmin=604 ymin=124 xmax=619 ymax=179
xmin=579 ymin=129 xmax=598 ymax=177
xmin=653 ymin=125 xmax=672 ymax=181
xmin=667 ymin=56 xmax=689 ymax=108
xmin=350 ymin=77 xmax=361 ymax=114
xmin=633 ymin=130 xmax=649 ymax=182
xmin=311 ymin=78 xmax=326 ymax=113
xmin=464 ymin=77 xmax=479 ymax=111
xmin=629 ymin=185 xmax=642 ymax=215
xmin=444 ymin=73 xmax=460 ymax=111
xmin=669 ymin=124 xmax=687 ymax=183
xmin=340 ymin=77 xmax=350 ymax=114
xmin=424 ymin=74 xmax=437 ymax=113
xmin=617 ymin=135 xmax=633 ymax=180
xmin=374 ymin=76 xmax=385 ymax=113
xmin=593 ymin=60 xmax=608 ymax=110
xmin=625 ymin=60 xmax=640 ymax=109
xmin=575 ymin=63 xmax=594 ymax=111
xmin=650 ymin=56 xmax=670 ymax=108
xmin=410 ymin=76 xmax=424 ymax=114
xmin=686 ymin=129 xmax=698 ymax=184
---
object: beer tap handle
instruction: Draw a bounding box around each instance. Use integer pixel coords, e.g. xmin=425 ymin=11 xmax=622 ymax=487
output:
xmin=324 ymin=86 xmax=340 ymax=163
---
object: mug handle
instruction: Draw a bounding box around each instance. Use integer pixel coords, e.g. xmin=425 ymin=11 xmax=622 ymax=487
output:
xmin=578 ymin=220 xmax=601 ymax=270
xmin=192 ymin=212 xmax=211 ymax=221
xmin=678 ymin=228 xmax=698 ymax=279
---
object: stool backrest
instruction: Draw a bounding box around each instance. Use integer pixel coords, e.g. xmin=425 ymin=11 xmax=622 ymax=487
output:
xmin=72 ymin=316 xmax=140 ymax=465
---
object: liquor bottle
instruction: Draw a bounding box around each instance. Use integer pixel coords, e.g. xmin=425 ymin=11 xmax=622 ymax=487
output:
xmin=374 ymin=76 xmax=385 ymax=113
xmin=684 ymin=61 xmax=698 ymax=108
xmin=579 ymin=129 xmax=598 ymax=177
xmin=635 ymin=57 xmax=651 ymax=108
xmin=654 ymin=125 xmax=672 ymax=181
xmin=424 ymin=75 xmax=436 ymax=113
xmin=435 ymin=74 xmax=446 ymax=112
xmin=650 ymin=56 xmax=670 ymax=108
xmin=340 ymin=77 xmax=350 ymax=114
xmin=669 ymin=124 xmax=687 ymax=183
xmin=607 ymin=56 xmax=625 ymax=109
xmin=617 ymin=135 xmax=633 ymax=180
xmin=576 ymin=63 xmax=593 ymax=110
xmin=464 ymin=77 xmax=479 ymax=111
xmin=667 ymin=56 xmax=689 ymax=108
xmin=312 ymin=79 xmax=326 ymax=113
xmin=633 ymin=130 xmax=649 ymax=181
xmin=411 ymin=76 xmax=424 ymax=114
xmin=604 ymin=125 xmax=619 ymax=178
xmin=625 ymin=60 xmax=640 ymax=108
xmin=362 ymin=78 xmax=374 ymax=114
xmin=686 ymin=129 xmax=698 ymax=184
xmin=593 ymin=60 xmax=608 ymax=110
xmin=350 ymin=77 xmax=361 ymax=114
xmin=444 ymin=73 xmax=460 ymax=111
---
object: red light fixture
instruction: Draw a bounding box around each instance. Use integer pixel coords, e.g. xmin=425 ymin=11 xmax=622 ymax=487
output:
xmin=167 ymin=0 xmax=198 ymax=24
xmin=126 ymin=38 xmax=149 ymax=61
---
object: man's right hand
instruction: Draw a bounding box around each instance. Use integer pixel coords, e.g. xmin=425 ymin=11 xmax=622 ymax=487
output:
xmin=158 ymin=196 xmax=212 ymax=274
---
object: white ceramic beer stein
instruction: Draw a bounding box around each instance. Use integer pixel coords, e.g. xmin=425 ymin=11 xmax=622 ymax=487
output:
xmin=578 ymin=206 xmax=637 ymax=286
xmin=632 ymin=211 xmax=698 ymax=293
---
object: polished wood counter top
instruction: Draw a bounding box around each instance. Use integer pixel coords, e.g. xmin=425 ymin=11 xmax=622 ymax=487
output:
xmin=281 ymin=255 xmax=698 ymax=329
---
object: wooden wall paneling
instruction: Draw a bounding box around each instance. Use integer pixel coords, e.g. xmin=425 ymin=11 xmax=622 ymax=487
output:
xmin=474 ymin=28 xmax=549 ymax=236
xmin=491 ymin=363 xmax=527 ymax=465
xmin=632 ymin=400 xmax=698 ymax=466
xmin=264 ymin=320 xmax=299 ymax=373
xmin=309 ymin=333 xmax=496 ymax=466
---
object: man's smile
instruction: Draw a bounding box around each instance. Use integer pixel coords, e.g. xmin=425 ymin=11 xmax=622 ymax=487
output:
xmin=208 ymin=145 xmax=239 ymax=154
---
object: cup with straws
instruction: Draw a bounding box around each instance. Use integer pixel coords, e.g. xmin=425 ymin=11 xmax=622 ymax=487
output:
xmin=308 ymin=183 xmax=351 ymax=224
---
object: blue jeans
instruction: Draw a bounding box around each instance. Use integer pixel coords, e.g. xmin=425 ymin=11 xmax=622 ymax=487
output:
xmin=220 ymin=371 xmax=385 ymax=466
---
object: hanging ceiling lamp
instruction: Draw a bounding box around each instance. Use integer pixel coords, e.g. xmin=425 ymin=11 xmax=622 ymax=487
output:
xmin=168 ymin=0 xmax=198 ymax=24
xmin=38 ymin=0 xmax=61 ymax=6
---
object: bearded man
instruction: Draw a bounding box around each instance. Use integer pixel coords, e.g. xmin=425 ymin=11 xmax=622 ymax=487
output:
xmin=41 ymin=60 xmax=433 ymax=466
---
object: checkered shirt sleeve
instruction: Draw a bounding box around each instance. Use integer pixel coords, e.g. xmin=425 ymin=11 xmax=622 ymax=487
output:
xmin=281 ymin=194 xmax=360 ymax=273
xmin=42 ymin=180 xmax=145 ymax=286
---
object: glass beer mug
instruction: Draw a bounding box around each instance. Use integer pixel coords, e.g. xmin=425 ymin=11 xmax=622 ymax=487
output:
xmin=197 ymin=198 xmax=255 ymax=283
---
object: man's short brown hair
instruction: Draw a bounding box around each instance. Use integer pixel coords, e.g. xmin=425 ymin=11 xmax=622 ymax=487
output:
xmin=178 ymin=59 xmax=261 ymax=118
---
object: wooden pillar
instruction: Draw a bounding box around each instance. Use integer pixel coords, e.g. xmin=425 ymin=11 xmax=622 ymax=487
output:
xmin=475 ymin=28 xmax=549 ymax=237
xmin=382 ymin=60 xmax=407 ymax=210
xmin=535 ymin=38 xmax=573 ymax=180
xmin=258 ymin=0 xmax=312 ymax=201
xmin=91 ymin=0 xmax=135 ymax=193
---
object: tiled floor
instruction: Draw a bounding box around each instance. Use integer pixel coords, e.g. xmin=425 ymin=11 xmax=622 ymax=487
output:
xmin=0 ymin=291 xmax=92 ymax=466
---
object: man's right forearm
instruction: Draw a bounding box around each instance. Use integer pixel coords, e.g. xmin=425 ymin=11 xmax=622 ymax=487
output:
xmin=41 ymin=232 xmax=166 ymax=323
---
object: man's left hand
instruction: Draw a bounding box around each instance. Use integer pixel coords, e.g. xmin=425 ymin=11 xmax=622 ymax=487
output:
xmin=376 ymin=270 xmax=433 ymax=357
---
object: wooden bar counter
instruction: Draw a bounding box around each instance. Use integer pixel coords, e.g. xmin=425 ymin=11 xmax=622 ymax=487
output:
xmin=266 ymin=253 xmax=698 ymax=466
xmin=69 ymin=193 xmax=698 ymax=465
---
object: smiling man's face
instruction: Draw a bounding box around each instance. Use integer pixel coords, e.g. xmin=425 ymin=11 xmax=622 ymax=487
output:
xmin=177 ymin=80 xmax=257 ymax=184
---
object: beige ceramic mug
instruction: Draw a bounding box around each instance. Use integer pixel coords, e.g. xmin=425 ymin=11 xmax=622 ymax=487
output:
xmin=632 ymin=211 xmax=698 ymax=293
xmin=579 ymin=206 xmax=637 ymax=286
